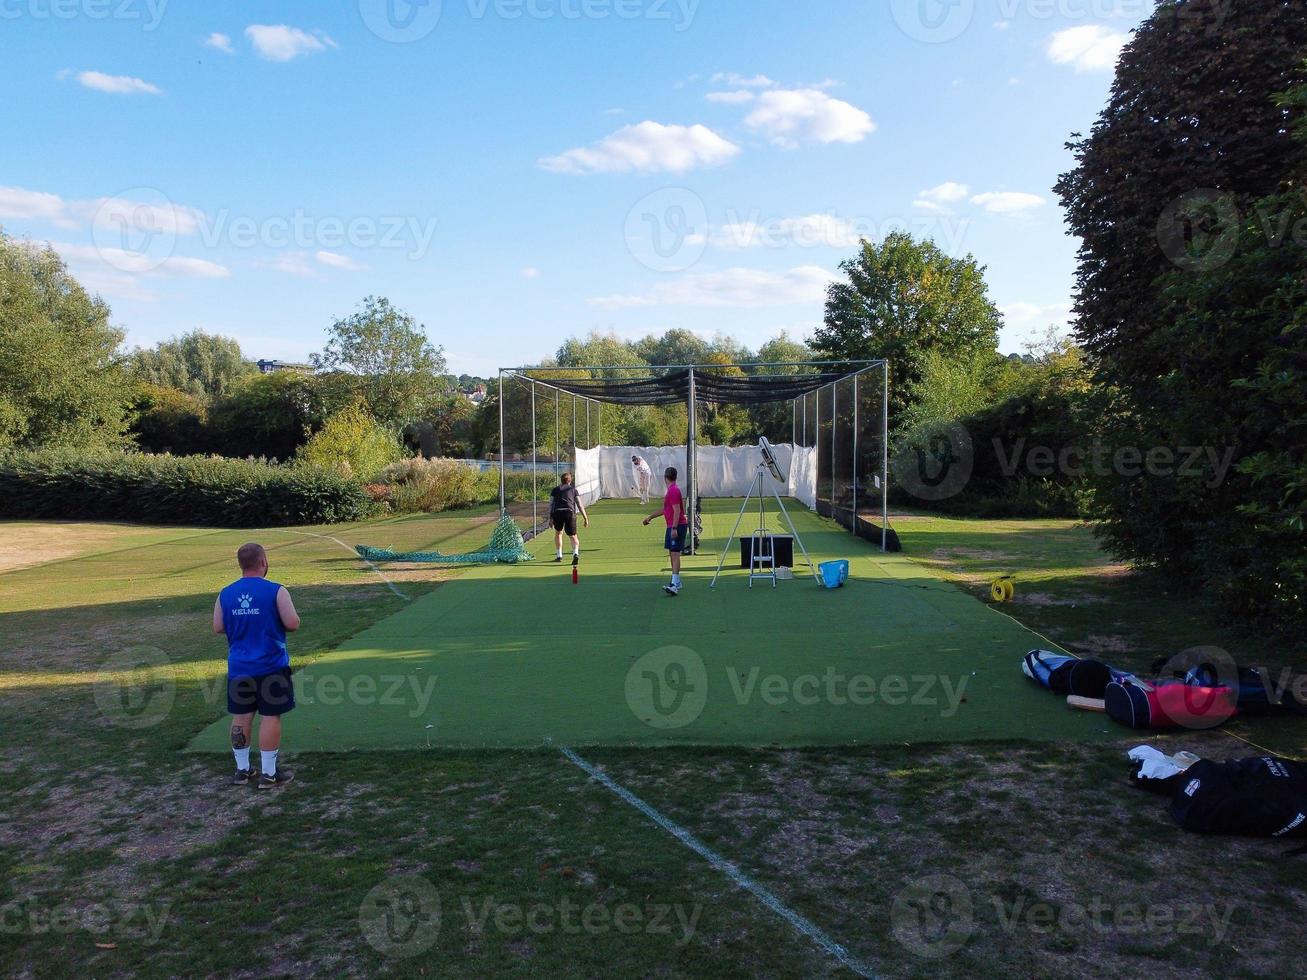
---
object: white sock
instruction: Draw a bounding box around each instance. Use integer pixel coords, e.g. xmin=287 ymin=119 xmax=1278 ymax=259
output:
xmin=261 ymin=749 xmax=279 ymax=777
xmin=672 ymin=574 xmax=681 ymax=587
xmin=233 ymin=747 xmax=250 ymax=771
xmin=573 ymin=546 xmax=580 ymax=556
xmin=556 ymin=548 xmax=563 ymax=558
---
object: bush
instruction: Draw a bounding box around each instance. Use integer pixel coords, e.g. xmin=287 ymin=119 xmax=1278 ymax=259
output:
xmin=298 ymin=402 xmax=405 ymax=480
xmin=0 ymin=449 xmax=374 ymax=527
xmin=376 ymin=459 xmax=550 ymax=514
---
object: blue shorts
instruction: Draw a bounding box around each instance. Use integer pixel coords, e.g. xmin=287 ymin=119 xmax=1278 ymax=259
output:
xmin=227 ymin=667 xmax=296 ymax=716
xmin=664 ymin=524 xmax=689 ymax=553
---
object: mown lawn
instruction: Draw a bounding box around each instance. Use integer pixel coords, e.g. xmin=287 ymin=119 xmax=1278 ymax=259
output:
xmin=1 ymin=507 xmax=1304 ymax=978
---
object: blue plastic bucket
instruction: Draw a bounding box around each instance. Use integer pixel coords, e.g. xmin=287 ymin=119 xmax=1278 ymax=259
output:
xmin=819 ymin=560 xmax=849 ymax=589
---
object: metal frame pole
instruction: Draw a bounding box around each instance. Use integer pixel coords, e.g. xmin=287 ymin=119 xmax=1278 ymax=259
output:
xmin=554 ymin=389 xmax=559 ymax=477
xmin=586 ymin=399 xmax=591 ymax=449
xmin=687 ymin=368 xmax=697 ymax=556
xmin=572 ymin=394 xmax=577 ymax=460
xmin=831 ymin=382 xmax=837 ymax=516
xmin=498 ymin=370 xmax=505 ymax=514
xmin=814 ymin=388 xmax=820 ymax=508
xmin=531 ymin=380 xmax=537 ymax=532
xmin=852 ymin=374 xmax=859 ymax=537
xmin=882 ymin=362 xmax=890 ymax=552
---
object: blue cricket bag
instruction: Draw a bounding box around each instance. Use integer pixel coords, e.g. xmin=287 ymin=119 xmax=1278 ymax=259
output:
xmin=1022 ymin=650 xmax=1116 ymax=699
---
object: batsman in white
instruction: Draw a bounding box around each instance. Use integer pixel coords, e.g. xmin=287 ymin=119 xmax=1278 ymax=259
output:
xmin=631 ymin=454 xmax=653 ymax=504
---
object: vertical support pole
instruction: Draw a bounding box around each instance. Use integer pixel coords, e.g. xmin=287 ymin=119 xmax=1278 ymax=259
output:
xmin=831 ymin=382 xmax=837 ymax=518
xmin=687 ymin=368 xmax=697 ymax=556
xmin=498 ymin=371 xmax=505 ymax=514
xmin=852 ymin=373 xmax=859 ymax=538
xmin=554 ymin=389 xmax=559 ymax=479
xmin=531 ymin=379 xmax=537 ymax=533
xmin=791 ymin=397 xmax=797 ymax=450
xmin=586 ymin=399 xmax=591 ymax=449
xmin=814 ymin=387 xmax=820 ymax=510
xmin=572 ymin=394 xmax=577 ymax=461
xmin=882 ymin=362 xmax=890 ymax=553
xmin=598 ymin=401 xmax=603 ymax=447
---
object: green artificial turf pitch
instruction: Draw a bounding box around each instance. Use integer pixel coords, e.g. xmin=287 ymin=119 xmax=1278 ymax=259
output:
xmin=189 ymin=498 xmax=1113 ymax=752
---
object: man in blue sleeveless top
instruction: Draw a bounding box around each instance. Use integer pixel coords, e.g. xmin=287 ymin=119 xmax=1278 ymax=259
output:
xmin=213 ymin=543 xmax=301 ymax=788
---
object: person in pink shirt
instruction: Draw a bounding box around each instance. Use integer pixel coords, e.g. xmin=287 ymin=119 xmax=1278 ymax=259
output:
xmin=642 ymin=466 xmax=688 ymax=596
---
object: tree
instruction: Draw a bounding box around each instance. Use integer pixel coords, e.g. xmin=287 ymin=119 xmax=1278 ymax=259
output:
xmin=312 ymin=296 xmax=448 ymax=426
xmin=208 ymin=372 xmax=329 ymax=461
xmin=298 ymin=400 xmax=406 ymax=480
xmin=128 ymin=330 xmax=255 ymax=402
xmin=130 ymin=383 xmax=208 ymax=455
xmin=0 ymin=232 xmax=132 ymax=449
xmin=809 ymin=232 xmax=1002 ymax=424
xmin=1055 ymin=2 xmax=1307 ymax=625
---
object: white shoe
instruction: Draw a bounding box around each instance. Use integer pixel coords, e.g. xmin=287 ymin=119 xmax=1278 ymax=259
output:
xmin=663 ymin=583 xmax=680 ymax=596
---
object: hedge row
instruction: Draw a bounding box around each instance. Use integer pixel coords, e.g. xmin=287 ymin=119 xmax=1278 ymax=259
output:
xmin=0 ymin=449 xmax=374 ymax=527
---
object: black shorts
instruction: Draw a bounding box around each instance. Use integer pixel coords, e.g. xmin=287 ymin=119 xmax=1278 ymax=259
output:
xmin=552 ymin=511 xmax=577 ymax=536
xmin=227 ymin=667 xmax=296 ymax=716
xmin=664 ymin=524 xmax=689 ymax=553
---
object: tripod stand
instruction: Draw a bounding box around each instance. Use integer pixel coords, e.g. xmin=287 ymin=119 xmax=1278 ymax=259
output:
xmin=709 ymin=464 xmax=819 ymax=588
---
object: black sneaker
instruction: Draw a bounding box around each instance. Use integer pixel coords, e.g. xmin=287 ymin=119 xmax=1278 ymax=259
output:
xmin=554 ymin=555 xmax=563 ymax=563
xmin=572 ymin=554 xmax=579 ymax=567
xmin=257 ymin=769 xmax=295 ymax=790
xmin=230 ymin=768 xmax=257 ymax=786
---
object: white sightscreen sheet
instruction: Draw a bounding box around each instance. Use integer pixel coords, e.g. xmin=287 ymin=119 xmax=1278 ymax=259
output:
xmin=573 ymin=445 xmax=816 ymax=510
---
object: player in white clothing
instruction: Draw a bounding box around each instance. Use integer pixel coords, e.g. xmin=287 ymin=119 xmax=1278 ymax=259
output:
xmin=631 ymin=455 xmax=653 ymax=504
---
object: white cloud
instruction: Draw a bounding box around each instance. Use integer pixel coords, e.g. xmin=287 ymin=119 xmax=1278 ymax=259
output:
xmin=971 ymin=191 xmax=1046 ymax=213
xmin=710 ymin=73 xmax=775 ymax=89
xmin=314 ymin=249 xmax=365 ymax=271
xmin=1002 ymin=301 xmax=1070 ymax=325
xmin=705 ymin=90 xmax=756 ymax=104
xmin=539 ymin=121 xmax=740 ymax=175
xmin=245 ymin=25 xmax=336 ymax=62
xmin=710 ymin=214 xmax=862 ymax=250
xmin=743 ymin=89 xmax=875 ymax=148
xmin=205 ymin=33 xmax=235 ymax=54
xmin=0 ymin=186 xmax=79 ymax=227
xmin=261 ymin=251 xmax=316 ymax=278
xmin=53 ymin=241 xmax=229 ymax=279
xmin=590 ymin=266 xmax=834 ymax=310
xmin=913 ymin=182 xmax=971 ymax=214
xmin=1047 ymin=25 xmax=1129 ymax=72
xmin=72 ymin=71 xmax=162 ymax=95
xmin=521 ymin=266 xmax=542 ymax=279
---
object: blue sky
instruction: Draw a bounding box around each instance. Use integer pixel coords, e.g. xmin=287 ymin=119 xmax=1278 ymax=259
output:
xmin=0 ymin=0 xmax=1150 ymax=376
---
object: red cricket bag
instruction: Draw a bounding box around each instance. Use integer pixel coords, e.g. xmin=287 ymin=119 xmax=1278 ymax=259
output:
xmin=1105 ymin=677 xmax=1238 ymax=730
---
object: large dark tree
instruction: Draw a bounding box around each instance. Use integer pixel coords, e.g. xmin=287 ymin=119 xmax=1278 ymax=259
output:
xmin=1056 ymin=0 xmax=1307 ymax=625
xmin=810 ymin=232 xmax=1001 ymax=423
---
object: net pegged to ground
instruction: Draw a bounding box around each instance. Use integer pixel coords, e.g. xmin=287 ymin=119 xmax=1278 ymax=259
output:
xmin=189 ymin=499 xmax=1114 ymax=752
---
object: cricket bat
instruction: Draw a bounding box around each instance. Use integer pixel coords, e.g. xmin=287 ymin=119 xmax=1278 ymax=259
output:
xmin=1067 ymin=695 xmax=1106 ymax=713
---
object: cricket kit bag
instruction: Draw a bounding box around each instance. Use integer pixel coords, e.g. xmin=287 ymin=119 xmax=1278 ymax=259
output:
xmin=1104 ymin=677 xmax=1238 ymax=730
xmin=1167 ymin=757 xmax=1307 ymax=843
xmin=1181 ymin=664 xmax=1307 ymax=717
xmin=1022 ymin=651 xmax=1121 ymax=699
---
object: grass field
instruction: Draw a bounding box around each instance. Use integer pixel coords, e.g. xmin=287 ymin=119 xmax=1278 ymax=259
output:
xmin=2 ymin=503 xmax=1306 ymax=978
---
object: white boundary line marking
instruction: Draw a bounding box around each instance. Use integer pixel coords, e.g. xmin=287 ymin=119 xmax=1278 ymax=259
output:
xmin=559 ymin=746 xmax=877 ymax=979
xmin=275 ymin=530 xmax=409 ymax=600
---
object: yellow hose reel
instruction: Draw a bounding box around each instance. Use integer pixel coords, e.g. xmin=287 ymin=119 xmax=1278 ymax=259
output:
xmin=990 ymin=575 xmax=1016 ymax=603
